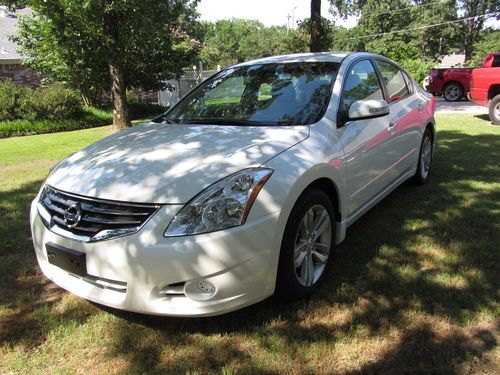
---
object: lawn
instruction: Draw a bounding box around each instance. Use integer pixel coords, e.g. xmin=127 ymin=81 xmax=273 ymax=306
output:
xmin=0 ymin=113 xmax=499 ymax=374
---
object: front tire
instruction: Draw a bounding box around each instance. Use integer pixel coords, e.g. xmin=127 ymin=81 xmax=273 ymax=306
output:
xmin=412 ymin=128 xmax=434 ymax=185
xmin=443 ymin=83 xmax=463 ymax=102
xmin=488 ymin=94 xmax=500 ymax=125
xmin=276 ymin=188 xmax=335 ymax=300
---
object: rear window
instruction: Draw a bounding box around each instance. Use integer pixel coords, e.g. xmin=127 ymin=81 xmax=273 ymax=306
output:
xmin=492 ymin=55 xmax=500 ymax=68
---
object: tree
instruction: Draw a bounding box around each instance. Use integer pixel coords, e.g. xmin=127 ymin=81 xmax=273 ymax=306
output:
xmin=0 ymin=0 xmax=26 ymax=10
xmin=12 ymin=11 xmax=109 ymax=106
xmin=310 ymin=0 xmax=322 ymax=52
xmin=197 ymin=19 xmax=309 ymax=69
xmin=12 ymin=1 xmax=200 ymax=130
xmin=458 ymin=0 xmax=500 ymax=62
xmin=467 ymin=30 xmax=500 ymax=67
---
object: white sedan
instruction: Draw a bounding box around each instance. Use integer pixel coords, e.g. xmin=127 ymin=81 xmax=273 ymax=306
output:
xmin=31 ymin=52 xmax=436 ymax=316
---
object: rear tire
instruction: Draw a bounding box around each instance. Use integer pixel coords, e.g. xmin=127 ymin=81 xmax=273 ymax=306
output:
xmin=488 ymin=94 xmax=500 ymax=125
xmin=412 ymin=128 xmax=433 ymax=185
xmin=276 ymin=188 xmax=335 ymax=300
xmin=443 ymin=83 xmax=463 ymax=102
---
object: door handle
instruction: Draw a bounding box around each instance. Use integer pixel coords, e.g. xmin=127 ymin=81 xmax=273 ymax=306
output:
xmin=388 ymin=121 xmax=397 ymax=133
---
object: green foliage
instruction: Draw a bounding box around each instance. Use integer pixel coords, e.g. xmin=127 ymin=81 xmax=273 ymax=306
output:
xmin=0 ymin=80 xmax=31 ymax=121
xmin=0 ymin=107 xmax=111 ymax=138
xmin=0 ymin=81 xmax=83 ymax=122
xmin=330 ymin=0 xmax=499 ymax=63
xmin=399 ymin=59 xmax=436 ymax=83
xmin=12 ymin=9 xmax=109 ymax=106
xmin=13 ymin=1 xmax=201 ymax=104
xmin=458 ymin=0 xmax=500 ymax=60
xmin=0 ymin=103 xmax=165 ymax=138
xmin=126 ymin=90 xmax=140 ymax=104
xmin=198 ymin=19 xmax=308 ymax=69
xmin=24 ymin=84 xmax=83 ymax=120
xmin=467 ymin=30 xmax=500 ymax=67
xmin=336 ymin=0 xmax=459 ymax=62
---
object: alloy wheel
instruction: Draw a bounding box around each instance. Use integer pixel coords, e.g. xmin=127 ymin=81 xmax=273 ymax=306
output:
xmin=293 ymin=204 xmax=332 ymax=287
xmin=444 ymin=85 xmax=461 ymax=101
xmin=420 ymin=135 xmax=432 ymax=178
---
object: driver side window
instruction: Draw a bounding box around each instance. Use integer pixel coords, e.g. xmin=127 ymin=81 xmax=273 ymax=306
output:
xmin=341 ymin=60 xmax=384 ymax=111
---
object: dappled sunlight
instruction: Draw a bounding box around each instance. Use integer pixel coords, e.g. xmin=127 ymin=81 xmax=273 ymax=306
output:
xmin=1 ymin=113 xmax=499 ymax=373
xmin=47 ymin=122 xmax=309 ymax=203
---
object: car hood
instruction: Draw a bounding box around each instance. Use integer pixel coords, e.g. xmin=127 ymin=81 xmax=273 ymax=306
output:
xmin=46 ymin=122 xmax=309 ymax=203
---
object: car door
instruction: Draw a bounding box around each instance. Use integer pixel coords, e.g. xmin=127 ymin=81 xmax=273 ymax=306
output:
xmin=374 ymin=60 xmax=423 ymax=178
xmin=337 ymin=59 xmax=399 ymax=217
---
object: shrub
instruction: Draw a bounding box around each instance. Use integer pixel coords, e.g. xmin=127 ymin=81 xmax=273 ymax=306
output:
xmin=128 ymin=102 xmax=166 ymax=119
xmin=399 ymin=59 xmax=436 ymax=84
xmin=0 ymin=81 xmax=83 ymax=121
xmin=126 ymin=89 xmax=140 ymax=103
xmin=24 ymin=84 xmax=83 ymax=120
xmin=0 ymin=106 xmax=113 ymax=138
xmin=0 ymin=80 xmax=30 ymax=121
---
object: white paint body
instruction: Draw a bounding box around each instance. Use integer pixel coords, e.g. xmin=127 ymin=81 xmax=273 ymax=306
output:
xmin=30 ymin=52 xmax=436 ymax=316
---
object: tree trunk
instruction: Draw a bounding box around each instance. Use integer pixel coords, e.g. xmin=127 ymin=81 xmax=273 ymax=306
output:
xmin=102 ymin=4 xmax=131 ymax=130
xmin=310 ymin=0 xmax=321 ymax=52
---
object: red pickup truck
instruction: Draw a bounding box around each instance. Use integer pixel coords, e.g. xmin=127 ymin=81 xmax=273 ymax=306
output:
xmin=469 ymin=53 xmax=500 ymax=125
xmin=424 ymin=52 xmax=500 ymax=102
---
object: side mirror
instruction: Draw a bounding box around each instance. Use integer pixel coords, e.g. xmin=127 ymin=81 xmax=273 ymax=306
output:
xmin=348 ymin=99 xmax=389 ymax=120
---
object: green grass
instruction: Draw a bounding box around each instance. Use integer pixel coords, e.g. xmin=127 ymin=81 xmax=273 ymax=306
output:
xmin=0 ymin=113 xmax=499 ymax=374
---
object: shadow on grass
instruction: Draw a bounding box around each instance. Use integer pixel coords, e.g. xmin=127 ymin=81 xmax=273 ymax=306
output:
xmin=96 ymin=128 xmax=499 ymax=373
xmin=473 ymin=113 xmax=491 ymax=122
xmin=0 ymin=180 xmax=98 ymax=349
xmin=1 ymin=125 xmax=499 ymax=373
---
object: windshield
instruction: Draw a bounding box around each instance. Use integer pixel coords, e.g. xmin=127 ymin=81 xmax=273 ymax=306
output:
xmin=164 ymin=62 xmax=340 ymax=126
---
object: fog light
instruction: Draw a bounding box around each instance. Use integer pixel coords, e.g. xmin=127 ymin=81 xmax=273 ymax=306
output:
xmin=184 ymin=280 xmax=217 ymax=301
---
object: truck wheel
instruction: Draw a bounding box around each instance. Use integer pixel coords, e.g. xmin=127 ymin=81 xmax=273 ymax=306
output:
xmin=443 ymin=83 xmax=463 ymax=102
xmin=489 ymin=94 xmax=500 ymax=125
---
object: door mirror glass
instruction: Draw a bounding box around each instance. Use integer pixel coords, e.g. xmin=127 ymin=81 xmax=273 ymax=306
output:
xmin=348 ymin=99 xmax=389 ymax=120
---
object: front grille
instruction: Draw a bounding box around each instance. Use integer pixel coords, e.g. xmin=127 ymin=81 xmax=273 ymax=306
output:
xmin=39 ymin=185 xmax=160 ymax=242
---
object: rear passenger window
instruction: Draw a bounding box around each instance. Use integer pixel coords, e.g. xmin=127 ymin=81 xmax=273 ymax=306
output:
xmin=376 ymin=60 xmax=410 ymax=103
xmin=341 ymin=60 xmax=384 ymax=111
xmin=492 ymin=55 xmax=500 ymax=68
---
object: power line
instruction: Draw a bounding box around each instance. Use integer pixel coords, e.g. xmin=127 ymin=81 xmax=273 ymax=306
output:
xmin=361 ymin=1 xmax=446 ymax=18
xmin=344 ymin=12 xmax=499 ymax=40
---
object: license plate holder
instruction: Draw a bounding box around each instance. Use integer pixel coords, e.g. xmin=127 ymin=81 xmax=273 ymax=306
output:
xmin=46 ymin=243 xmax=87 ymax=277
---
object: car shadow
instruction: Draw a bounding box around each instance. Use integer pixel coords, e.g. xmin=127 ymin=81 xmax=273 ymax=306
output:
xmin=1 ymin=124 xmax=498 ymax=373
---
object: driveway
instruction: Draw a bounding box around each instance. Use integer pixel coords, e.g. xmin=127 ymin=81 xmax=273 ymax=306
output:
xmin=435 ymin=97 xmax=487 ymax=113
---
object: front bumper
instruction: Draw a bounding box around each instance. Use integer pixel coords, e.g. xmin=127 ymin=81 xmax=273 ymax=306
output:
xmin=30 ymin=196 xmax=282 ymax=317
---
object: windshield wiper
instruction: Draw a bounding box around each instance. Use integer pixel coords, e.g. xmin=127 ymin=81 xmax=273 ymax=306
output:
xmin=178 ymin=118 xmax=269 ymax=126
xmin=153 ymin=115 xmax=179 ymax=124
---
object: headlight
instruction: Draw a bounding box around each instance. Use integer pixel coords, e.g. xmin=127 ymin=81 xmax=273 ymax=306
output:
xmin=164 ymin=168 xmax=273 ymax=237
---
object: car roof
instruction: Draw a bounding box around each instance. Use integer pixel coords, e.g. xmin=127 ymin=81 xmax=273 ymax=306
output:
xmin=233 ymin=52 xmax=354 ymax=67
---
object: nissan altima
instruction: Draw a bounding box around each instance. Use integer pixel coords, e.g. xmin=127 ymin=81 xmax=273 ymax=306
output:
xmin=30 ymin=52 xmax=436 ymax=316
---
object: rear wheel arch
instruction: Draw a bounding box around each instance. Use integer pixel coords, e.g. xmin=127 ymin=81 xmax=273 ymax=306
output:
xmin=488 ymin=85 xmax=500 ymax=100
xmin=425 ymin=122 xmax=435 ymax=141
xmin=444 ymin=80 xmax=463 ymax=90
